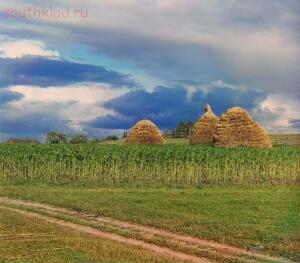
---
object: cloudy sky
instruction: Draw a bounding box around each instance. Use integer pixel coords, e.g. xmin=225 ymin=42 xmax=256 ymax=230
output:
xmin=0 ymin=0 xmax=299 ymax=140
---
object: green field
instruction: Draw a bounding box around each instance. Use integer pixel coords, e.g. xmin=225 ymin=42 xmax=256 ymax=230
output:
xmin=0 ymin=144 xmax=299 ymax=185
xmin=0 ymin=143 xmax=299 ymax=261
xmin=0 ymin=183 xmax=299 ymax=261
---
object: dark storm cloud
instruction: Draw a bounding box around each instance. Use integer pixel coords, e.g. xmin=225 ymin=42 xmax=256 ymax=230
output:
xmin=0 ymin=89 xmax=24 ymax=104
xmin=0 ymin=111 xmax=74 ymax=139
xmin=88 ymin=85 xmax=266 ymax=130
xmin=289 ymin=118 xmax=300 ymax=129
xmin=0 ymin=100 xmax=79 ymax=140
xmin=86 ymin=114 xmax=136 ymax=130
xmin=0 ymin=56 xmax=139 ymax=88
xmin=205 ymin=86 xmax=266 ymax=115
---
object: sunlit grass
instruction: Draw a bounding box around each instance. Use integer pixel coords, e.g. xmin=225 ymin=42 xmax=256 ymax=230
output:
xmin=0 ymin=184 xmax=299 ymax=260
xmin=0 ymin=207 xmax=175 ymax=263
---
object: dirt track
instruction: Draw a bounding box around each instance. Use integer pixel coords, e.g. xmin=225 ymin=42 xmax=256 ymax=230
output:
xmin=0 ymin=196 xmax=291 ymax=263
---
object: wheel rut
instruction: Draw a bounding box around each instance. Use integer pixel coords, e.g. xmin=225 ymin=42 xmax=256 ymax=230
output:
xmin=0 ymin=196 xmax=292 ymax=263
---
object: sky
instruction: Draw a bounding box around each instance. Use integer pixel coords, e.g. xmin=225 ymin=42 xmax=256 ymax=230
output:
xmin=0 ymin=0 xmax=299 ymax=141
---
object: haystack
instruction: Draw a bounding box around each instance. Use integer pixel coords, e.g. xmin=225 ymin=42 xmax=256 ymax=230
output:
xmin=125 ymin=119 xmax=165 ymax=144
xmin=190 ymin=104 xmax=219 ymax=145
xmin=213 ymin=107 xmax=272 ymax=148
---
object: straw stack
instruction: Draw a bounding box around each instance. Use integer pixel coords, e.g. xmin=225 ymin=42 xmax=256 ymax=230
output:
xmin=190 ymin=104 xmax=219 ymax=145
xmin=213 ymin=107 xmax=272 ymax=148
xmin=125 ymin=119 xmax=166 ymax=144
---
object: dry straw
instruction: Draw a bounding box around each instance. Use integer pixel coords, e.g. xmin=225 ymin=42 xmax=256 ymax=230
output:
xmin=125 ymin=119 xmax=166 ymax=144
xmin=190 ymin=104 xmax=219 ymax=145
xmin=213 ymin=107 xmax=272 ymax=148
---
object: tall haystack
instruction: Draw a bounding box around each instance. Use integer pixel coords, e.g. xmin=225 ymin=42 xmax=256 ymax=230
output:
xmin=190 ymin=104 xmax=219 ymax=145
xmin=125 ymin=119 xmax=165 ymax=144
xmin=213 ymin=107 xmax=272 ymax=148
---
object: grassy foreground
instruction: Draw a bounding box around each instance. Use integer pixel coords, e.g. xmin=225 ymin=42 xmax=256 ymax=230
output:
xmin=0 ymin=183 xmax=299 ymax=260
xmin=0 ymin=207 xmax=175 ymax=263
xmin=0 ymin=144 xmax=299 ymax=185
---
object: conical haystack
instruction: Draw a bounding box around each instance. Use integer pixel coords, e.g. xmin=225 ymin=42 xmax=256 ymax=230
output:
xmin=213 ymin=107 xmax=272 ymax=148
xmin=125 ymin=119 xmax=165 ymax=144
xmin=190 ymin=104 xmax=219 ymax=145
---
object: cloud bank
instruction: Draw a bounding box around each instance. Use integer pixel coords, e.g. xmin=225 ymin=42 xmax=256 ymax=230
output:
xmin=0 ymin=0 xmax=299 ymax=139
xmin=88 ymin=84 xmax=266 ymax=130
xmin=0 ymin=56 xmax=138 ymax=88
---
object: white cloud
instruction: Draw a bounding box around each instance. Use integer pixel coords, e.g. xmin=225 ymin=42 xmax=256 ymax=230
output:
xmin=0 ymin=39 xmax=60 ymax=58
xmin=7 ymin=83 xmax=128 ymax=132
xmin=253 ymin=94 xmax=300 ymax=133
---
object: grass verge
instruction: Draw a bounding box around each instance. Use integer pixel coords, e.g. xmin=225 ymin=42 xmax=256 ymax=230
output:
xmin=0 ymin=183 xmax=299 ymax=260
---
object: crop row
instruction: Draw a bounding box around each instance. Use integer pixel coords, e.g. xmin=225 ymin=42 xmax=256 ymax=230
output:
xmin=0 ymin=144 xmax=299 ymax=185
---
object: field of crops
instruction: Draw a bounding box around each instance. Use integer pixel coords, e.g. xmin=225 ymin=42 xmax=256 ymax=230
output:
xmin=0 ymin=144 xmax=299 ymax=185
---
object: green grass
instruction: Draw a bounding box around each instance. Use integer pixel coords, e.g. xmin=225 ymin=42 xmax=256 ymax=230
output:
xmin=99 ymin=138 xmax=126 ymax=145
xmin=0 ymin=144 xmax=299 ymax=185
xmin=0 ymin=183 xmax=299 ymax=260
xmin=99 ymin=138 xmax=189 ymax=144
xmin=165 ymin=138 xmax=190 ymax=144
xmin=0 ymin=207 xmax=176 ymax=263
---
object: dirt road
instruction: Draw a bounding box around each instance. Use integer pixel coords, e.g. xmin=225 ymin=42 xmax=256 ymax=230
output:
xmin=0 ymin=196 xmax=291 ymax=263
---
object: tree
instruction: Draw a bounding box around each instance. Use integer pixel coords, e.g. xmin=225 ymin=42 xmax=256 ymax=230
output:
xmin=186 ymin=121 xmax=195 ymax=133
xmin=70 ymin=134 xmax=89 ymax=144
xmin=175 ymin=121 xmax=195 ymax=137
xmin=46 ymin=132 xmax=69 ymax=144
xmin=175 ymin=122 xmax=187 ymax=134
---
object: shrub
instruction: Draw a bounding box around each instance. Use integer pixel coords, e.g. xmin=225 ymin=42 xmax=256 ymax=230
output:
xmin=46 ymin=132 xmax=69 ymax=144
xmin=70 ymin=134 xmax=89 ymax=144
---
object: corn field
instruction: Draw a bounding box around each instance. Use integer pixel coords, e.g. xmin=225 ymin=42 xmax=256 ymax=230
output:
xmin=0 ymin=144 xmax=299 ymax=185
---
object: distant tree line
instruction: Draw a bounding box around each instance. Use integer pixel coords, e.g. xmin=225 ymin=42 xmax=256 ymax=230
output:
xmin=45 ymin=132 xmax=119 ymax=144
xmin=4 ymin=121 xmax=194 ymax=144
xmin=5 ymin=132 xmax=120 ymax=144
